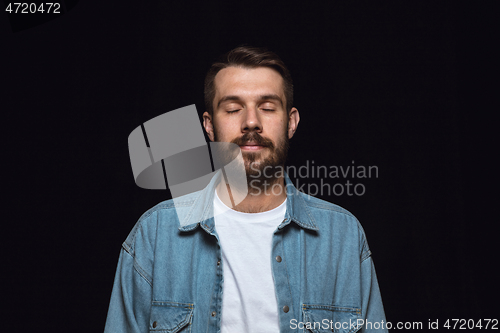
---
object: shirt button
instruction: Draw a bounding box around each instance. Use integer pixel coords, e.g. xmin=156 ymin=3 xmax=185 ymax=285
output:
xmin=211 ymin=311 xmax=216 ymax=317
xmin=152 ymin=321 xmax=157 ymax=328
xmin=283 ymin=305 xmax=289 ymax=313
xmin=217 ymin=260 xmax=220 ymax=266
xmin=276 ymin=256 xmax=282 ymax=262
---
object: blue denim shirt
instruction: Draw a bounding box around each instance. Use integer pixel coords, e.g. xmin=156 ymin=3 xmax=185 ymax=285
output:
xmin=104 ymin=173 xmax=387 ymax=332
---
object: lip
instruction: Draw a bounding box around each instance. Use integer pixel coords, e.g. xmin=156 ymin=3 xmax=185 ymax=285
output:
xmin=239 ymin=145 xmax=265 ymax=151
xmin=239 ymin=142 xmax=266 ymax=151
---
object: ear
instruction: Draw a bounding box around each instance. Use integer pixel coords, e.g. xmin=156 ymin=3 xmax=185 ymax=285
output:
xmin=287 ymin=107 xmax=300 ymax=139
xmin=203 ymin=111 xmax=215 ymax=141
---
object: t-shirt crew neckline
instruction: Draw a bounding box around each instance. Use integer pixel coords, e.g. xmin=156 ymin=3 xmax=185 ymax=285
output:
xmin=214 ymin=189 xmax=287 ymax=223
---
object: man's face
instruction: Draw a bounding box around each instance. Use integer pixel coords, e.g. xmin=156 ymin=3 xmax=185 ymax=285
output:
xmin=203 ymin=66 xmax=299 ymax=182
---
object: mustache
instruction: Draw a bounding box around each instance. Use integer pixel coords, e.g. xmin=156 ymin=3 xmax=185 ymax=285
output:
xmin=231 ymin=132 xmax=274 ymax=148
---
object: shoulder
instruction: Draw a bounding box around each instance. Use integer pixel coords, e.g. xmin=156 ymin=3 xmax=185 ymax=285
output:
xmin=122 ymin=190 xmax=200 ymax=255
xmin=299 ymin=191 xmax=360 ymax=227
xmin=298 ymin=192 xmax=372 ymax=259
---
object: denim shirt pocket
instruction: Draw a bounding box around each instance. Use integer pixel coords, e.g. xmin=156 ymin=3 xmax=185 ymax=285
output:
xmin=302 ymin=304 xmax=361 ymax=333
xmin=149 ymin=301 xmax=194 ymax=333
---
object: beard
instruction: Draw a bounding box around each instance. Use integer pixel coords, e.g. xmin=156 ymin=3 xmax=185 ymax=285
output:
xmin=213 ymin=126 xmax=289 ymax=192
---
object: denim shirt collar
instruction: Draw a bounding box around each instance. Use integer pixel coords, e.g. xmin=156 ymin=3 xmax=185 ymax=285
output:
xmin=177 ymin=171 xmax=319 ymax=233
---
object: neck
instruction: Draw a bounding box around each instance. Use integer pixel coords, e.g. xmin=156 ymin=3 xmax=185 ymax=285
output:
xmin=216 ymin=175 xmax=287 ymax=213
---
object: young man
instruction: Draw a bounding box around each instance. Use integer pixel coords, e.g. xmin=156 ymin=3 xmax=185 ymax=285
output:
xmin=104 ymin=46 xmax=387 ymax=332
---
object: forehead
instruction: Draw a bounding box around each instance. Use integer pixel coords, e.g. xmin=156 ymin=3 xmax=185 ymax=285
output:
xmin=213 ymin=66 xmax=284 ymax=102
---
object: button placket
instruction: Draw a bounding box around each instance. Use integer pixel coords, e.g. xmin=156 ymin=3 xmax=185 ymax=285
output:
xmin=271 ymin=229 xmax=294 ymax=329
xmin=207 ymin=229 xmax=223 ymax=332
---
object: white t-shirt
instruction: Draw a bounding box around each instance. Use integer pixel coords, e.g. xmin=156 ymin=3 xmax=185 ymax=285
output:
xmin=213 ymin=190 xmax=287 ymax=333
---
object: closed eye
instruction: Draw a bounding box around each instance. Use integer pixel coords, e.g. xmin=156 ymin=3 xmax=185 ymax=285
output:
xmin=227 ymin=110 xmax=239 ymax=114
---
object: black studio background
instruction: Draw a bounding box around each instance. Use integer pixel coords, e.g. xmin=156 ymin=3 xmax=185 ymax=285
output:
xmin=1 ymin=1 xmax=497 ymax=331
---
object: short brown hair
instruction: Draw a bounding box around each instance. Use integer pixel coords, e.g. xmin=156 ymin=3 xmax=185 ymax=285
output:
xmin=204 ymin=46 xmax=293 ymax=116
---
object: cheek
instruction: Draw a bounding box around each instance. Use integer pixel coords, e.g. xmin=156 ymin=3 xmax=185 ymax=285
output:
xmin=213 ymin=120 xmax=238 ymax=142
xmin=215 ymin=117 xmax=240 ymax=132
xmin=273 ymin=120 xmax=289 ymax=137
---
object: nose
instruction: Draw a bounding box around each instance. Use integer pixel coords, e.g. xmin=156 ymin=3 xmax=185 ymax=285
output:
xmin=241 ymin=106 xmax=262 ymax=133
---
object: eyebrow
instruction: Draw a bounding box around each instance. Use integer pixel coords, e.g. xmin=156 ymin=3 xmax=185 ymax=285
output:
xmin=217 ymin=94 xmax=284 ymax=108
